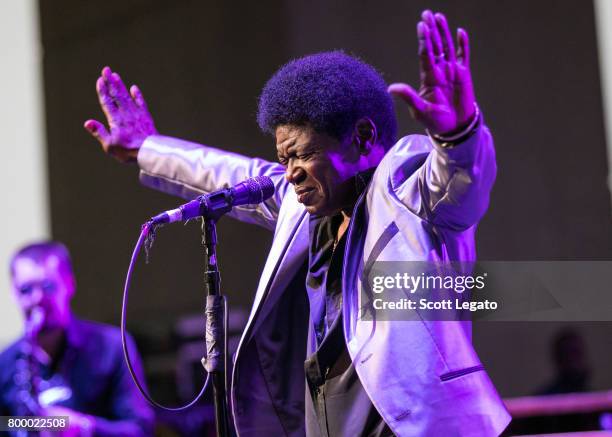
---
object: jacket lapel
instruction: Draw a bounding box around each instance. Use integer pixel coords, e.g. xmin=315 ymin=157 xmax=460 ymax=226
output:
xmin=235 ymin=198 xmax=309 ymax=354
xmin=342 ymin=188 xmax=369 ymax=344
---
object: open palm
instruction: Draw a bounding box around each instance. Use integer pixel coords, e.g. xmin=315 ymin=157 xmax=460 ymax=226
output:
xmin=84 ymin=67 xmax=157 ymax=163
xmin=389 ymin=10 xmax=476 ymax=136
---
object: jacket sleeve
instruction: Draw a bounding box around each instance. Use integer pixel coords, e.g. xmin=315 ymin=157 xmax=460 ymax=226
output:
xmin=393 ymin=118 xmax=497 ymax=231
xmin=137 ymin=135 xmax=290 ymax=231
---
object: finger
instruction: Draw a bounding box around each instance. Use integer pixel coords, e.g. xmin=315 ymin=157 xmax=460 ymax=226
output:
xmin=422 ymin=10 xmax=443 ymax=58
xmin=100 ymin=66 xmax=116 ymax=107
xmin=435 ymin=13 xmax=456 ymax=63
xmin=388 ymin=83 xmax=431 ymax=121
xmin=96 ymin=76 xmax=119 ymax=120
xmin=457 ymin=28 xmax=470 ymax=66
xmin=101 ymin=66 xmax=112 ymax=78
xmin=417 ymin=21 xmax=435 ymax=73
xmin=84 ymin=119 xmax=110 ymax=147
xmin=109 ymin=72 xmax=131 ymax=102
xmin=130 ymin=85 xmax=148 ymax=110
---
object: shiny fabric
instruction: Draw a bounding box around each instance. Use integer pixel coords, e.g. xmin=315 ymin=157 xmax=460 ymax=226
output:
xmin=304 ymin=315 xmax=392 ymax=437
xmin=138 ymin=118 xmax=511 ymax=436
xmin=306 ymin=213 xmax=345 ymax=346
xmin=305 ymin=212 xmax=389 ymax=437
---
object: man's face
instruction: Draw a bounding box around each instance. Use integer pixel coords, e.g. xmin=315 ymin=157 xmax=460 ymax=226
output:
xmin=276 ymin=124 xmax=362 ymax=216
xmin=11 ymin=254 xmax=74 ymax=332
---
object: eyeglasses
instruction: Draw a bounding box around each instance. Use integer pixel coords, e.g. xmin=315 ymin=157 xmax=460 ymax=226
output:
xmin=18 ymin=281 xmax=57 ymax=296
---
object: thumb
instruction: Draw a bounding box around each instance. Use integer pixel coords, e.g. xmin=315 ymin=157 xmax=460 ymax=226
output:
xmin=388 ymin=83 xmax=430 ymax=121
xmin=84 ymin=119 xmax=111 ymax=149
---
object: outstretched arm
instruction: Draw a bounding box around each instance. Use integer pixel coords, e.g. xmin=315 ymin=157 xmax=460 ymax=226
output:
xmin=84 ymin=67 xmax=288 ymax=230
xmin=389 ymin=10 xmax=496 ymax=230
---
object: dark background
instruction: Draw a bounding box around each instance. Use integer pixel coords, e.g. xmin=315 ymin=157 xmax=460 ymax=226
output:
xmin=39 ymin=0 xmax=612 ymax=400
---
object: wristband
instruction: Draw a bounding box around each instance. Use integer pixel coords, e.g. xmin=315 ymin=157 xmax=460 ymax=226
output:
xmin=429 ymin=103 xmax=481 ymax=147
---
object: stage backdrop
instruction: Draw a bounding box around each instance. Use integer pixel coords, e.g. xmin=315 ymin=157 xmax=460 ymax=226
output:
xmin=38 ymin=0 xmax=612 ymax=397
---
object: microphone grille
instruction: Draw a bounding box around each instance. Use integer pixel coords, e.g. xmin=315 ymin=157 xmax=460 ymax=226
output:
xmin=249 ymin=176 xmax=275 ymax=203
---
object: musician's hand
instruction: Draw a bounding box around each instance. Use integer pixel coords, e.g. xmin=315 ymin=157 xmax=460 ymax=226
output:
xmin=84 ymin=66 xmax=157 ymax=163
xmin=388 ymin=10 xmax=476 ymax=136
xmin=42 ymin=405 xmax=94 ymax=437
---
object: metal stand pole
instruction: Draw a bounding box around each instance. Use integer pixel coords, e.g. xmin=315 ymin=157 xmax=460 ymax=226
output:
xmin=201 ymin=218 xmax=230 ymax=437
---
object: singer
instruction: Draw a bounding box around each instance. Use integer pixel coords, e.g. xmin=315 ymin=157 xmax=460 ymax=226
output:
xmin=85 ymin=10 xmax=510 ymax=436
xmin=0 ymin=242 xmax=154 ymax=436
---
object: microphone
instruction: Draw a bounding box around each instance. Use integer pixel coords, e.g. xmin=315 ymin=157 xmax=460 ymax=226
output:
xmin=26 ymin=307 xmax=45 ymax=340
xmin=150 ymin=176 xmax=275 ymax=224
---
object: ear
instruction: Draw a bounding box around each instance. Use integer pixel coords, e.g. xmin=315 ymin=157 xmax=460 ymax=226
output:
xmin=352 ymin=117 xmax=378 ymax=154
xmin=64 ymin=273 xmax=76 ymax=298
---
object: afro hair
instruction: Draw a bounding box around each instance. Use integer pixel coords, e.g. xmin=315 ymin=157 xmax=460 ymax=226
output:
xmin=257 ymin=51 xmax=397 ymax=150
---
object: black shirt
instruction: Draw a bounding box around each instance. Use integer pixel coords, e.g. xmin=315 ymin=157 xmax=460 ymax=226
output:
xmin=304 ymin=207 xmax=393 ymax=437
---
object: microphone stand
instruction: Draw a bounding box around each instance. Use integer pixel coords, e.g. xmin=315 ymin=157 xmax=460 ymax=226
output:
xmin=135 ymin=177 xmax=274 ymax=434
xmin=201 ymin=217 xmax=230 ymax=437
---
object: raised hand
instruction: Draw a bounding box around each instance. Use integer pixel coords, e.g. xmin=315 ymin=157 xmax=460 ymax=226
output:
xmin=388 ymin=10 xmax=476 ymax=136
xmin=84 ymin=66 xmax=157 ymax=163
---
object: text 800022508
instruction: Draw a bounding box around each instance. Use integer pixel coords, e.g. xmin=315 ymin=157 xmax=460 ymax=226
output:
xmin=1 ymin=416 xmax=69 ymax=431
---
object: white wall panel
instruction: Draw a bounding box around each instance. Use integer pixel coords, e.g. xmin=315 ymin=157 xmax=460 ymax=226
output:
xmin=0 ymin=0 xmax=49 ymax=347
xmin=595 ymin=0 xmax=612 ymax=209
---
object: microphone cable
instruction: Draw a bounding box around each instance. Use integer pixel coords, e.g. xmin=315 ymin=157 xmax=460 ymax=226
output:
xmin=121 ymin=220 xmax=227 ymax=411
